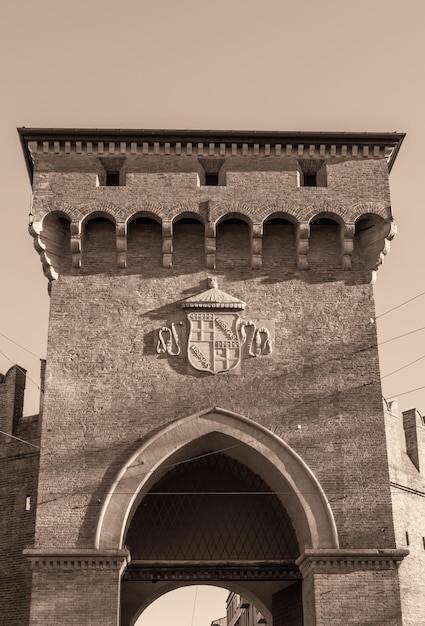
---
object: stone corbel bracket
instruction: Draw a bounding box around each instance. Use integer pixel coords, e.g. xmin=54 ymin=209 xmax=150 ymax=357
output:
xmin=368 ymin=219 xmax=397 ymax=285
xmin=341 ymin=223 xmax=355 ymax=270
xmin=378 ymin=218 xmax=397 ymax=264
xmin=71 ymin=220 xmax=82 ymax=268
xmin=296 ymin=222 xmax=310 ymax=270
xmin=251 ymin=223 xmax=262 ymax=269
xmin=205 ymin=220 xmax=216 ymax=269
xmin=29 ymin=221 xmax=59 ymax=282
xmin=162 ymin=219 xmax=173 ymax=268
xmin=116 ymin=222 xmax=127 ymax=268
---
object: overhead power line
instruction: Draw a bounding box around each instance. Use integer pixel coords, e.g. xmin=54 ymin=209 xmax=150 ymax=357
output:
xmin=0 ymin=332 xmax=43 ymax=360
xmin=0 ymin=428 xmax=40 ymax=450
xmin=0 ymin=350 xmax=42 ymax=392
xmin=378 ymin=326 xmax=425 ymax=346
xmin=381 ymin=353 xmax=425 ymax=379
xmin=6 ymin=376 xmax=424 ymax=505
xmin=190 ymin=585 xmax=199 ymax=626
xmin=375 ymin=290 xmax=425 ymax=320
xmin=387 ymin=385 xmax=425 ymax=399
xmin=0 ymin=353 xmax=424 ymax=459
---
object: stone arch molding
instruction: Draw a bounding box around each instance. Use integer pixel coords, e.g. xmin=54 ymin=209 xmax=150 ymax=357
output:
xmin=95 ymin=407 xmax=339 ymax=553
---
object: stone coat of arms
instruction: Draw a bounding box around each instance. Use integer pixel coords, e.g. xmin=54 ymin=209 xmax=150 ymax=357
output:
xmin=156 ymin=278 xmax=273 ymax=375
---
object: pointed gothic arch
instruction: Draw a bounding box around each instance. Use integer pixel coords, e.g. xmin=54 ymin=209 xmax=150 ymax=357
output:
xmin=96 ymin=407 xmax=338 ymax=552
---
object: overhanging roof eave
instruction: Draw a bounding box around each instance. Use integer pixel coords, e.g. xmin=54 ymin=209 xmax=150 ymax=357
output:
xmin=17 ymin=127 xmax=406 ymax=181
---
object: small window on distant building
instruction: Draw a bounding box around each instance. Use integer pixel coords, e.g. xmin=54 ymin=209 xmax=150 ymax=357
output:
xmin=205 ymin=173 xmax=219 ymax=186
xmin=99 ymin=157 xmax=125 ymax=186
xmin=106 ymin=171 xmax=120 ymax=186
xmin=303 ymin=173 xmax=317 ymax=187
xmin=298 ymin=159 xmax=327 ymax=188
xmin=198 ymin=159 xmax=226 ymax=186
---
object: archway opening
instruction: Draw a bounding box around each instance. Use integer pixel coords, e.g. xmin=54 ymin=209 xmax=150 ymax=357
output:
xmin=120 ymin=444 xmax=303 ymax=626
xmin=352 ymin=213 xmax=389 ymax=273
xmin=262 ymin=217 xmax=297 ymax=275
xmin=173 ymin=217 xmax=205 ymax=271
xmin=97 ymin=408 xmax=338 ymax=626
xmin=97 ymin=408 xmax=339 ymax=554
xmin=133 ymin=585 xmax=270 ymax=626
xmin=308 ymin=215 xmax=341 ymax=273
xmin=40 ymin=212 xmax=72 ymax=275
xmin=134 ymin=586 xmax=227 ymax=626
xmin=125 ymin=451 xmax=299 ymax=561
xmin=216 ymin=218 xmax=251 ymax=271
xmin=82 ymin=216 xmax=116 ymax=272
xmin=127 ymin=216 xmax=162 ymax=271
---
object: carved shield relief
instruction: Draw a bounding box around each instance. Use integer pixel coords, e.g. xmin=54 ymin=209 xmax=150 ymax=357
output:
xmin=156 ymin=279 xmax=273 ymax=374
xmin=187 ymin=312 xmax=241 ymax=374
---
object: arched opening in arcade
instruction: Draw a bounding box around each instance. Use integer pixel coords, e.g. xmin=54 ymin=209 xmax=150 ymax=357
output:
xmin=134 ymin=585 xmax=267 ymax=626
xmin=96 ymin=408 xmax=338 ymax=626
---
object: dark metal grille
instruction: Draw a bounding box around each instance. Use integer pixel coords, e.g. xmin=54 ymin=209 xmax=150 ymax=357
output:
xmin=126 ymin=453 xmax=299 ymax=561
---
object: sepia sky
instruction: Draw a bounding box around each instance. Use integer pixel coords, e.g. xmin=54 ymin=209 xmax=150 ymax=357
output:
xmin=1 ymin=1 xmax=425 ymax=624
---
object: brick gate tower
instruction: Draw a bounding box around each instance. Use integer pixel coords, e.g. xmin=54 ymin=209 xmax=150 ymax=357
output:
xmin=11 ymin=128 xmax=412 ymax=625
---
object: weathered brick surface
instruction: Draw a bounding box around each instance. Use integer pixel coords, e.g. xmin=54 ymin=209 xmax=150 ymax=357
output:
xmin=272 ymin=582 xmax=303 ymax=626
xmin=12 ymin=130 xmax=410 ymax=624
xmin=0 ymin=368 xmax=40 ymax=626
xmin=0 ymin=365 xmax=26 ymax=434
xmin=29 ymin=567 xmax=122 ymax=625
xmin=31 ymin=154 xmax=392 ymax=225
xmin=309 ymin=569 xmax=403 ymax=625
xmin=385 ymin=406 xmax=425 ymax=626
xmin=36 ymin=259 xmax=394 ymax=552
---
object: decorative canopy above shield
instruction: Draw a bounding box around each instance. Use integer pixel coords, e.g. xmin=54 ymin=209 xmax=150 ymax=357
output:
xmin=182 ymin=278 xmax=246 ymax=310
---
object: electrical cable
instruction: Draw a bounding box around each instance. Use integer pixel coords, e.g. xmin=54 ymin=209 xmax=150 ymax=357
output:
xmin=1 ymin=319 xmax=420 ymax=376
xmin=386 ymin=385 xmax=425 ymax=400
xmin=377 ymin=325 xmax=425 ymax=346
xmin=375 ymin=290 xmax=425 ymax=320
xmin=0 ymin=332 xmax=44 ymax=360
xmin=0 ymin=364 xmax=422 ymax=472
xmin=0 ymin=428 xmax=40 ymax=450
xmin=31 ymin=377 xmax=415 ymax=504
xmin=0 ymin=350 xmax=42 ymax=392
xmin=190 ymin=585 xmax=198 ymax=626
xmin=1 ymin=370 xmax=422 ymax=473
xmin=381 ymin=353 xmax=425 ymax=379
xmin=25 ymin=381 xmax=424 ymax=502
xmin=1 ymin=316 xmax=425 ymax=469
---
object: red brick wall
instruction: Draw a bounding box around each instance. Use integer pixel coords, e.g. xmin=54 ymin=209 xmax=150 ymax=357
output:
xmin=29 ymin=567 xmax=122 ymax=626
xmin=0 ymin=368 xmax=40 ymax=626
xmin=309 ymin=569 xmax=402 ymax=626
xmin=24 ymin=143 xmax=404 ymax=624
xmin=272 ymin=583 xmax=303 ymax=626
xmin=31 ymin=153 xmax=391 ymax=209
xmin=0 ymin=365 xmax=26 ymax=434
xmin=33 ymin=217 xmax=394 ymax=552
xmin=385 ymin=406 xmax=425 ymax=625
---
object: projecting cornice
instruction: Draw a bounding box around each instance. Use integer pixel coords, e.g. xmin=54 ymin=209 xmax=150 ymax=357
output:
xmin=23 ymin=548 xmax=130 ymax=573
xmin=296 ymin=549 xmax=409 ymax=576
xmin=18 ymin=128 xmax=405 ymax=182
